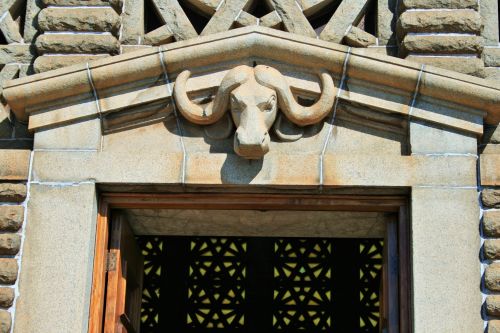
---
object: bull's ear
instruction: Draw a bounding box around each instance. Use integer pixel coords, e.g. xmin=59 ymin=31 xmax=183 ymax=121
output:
xmin=204 ymin=112 xmax=234 ymax=140
xmin=274 ymin=113 xmax=303 ymax=142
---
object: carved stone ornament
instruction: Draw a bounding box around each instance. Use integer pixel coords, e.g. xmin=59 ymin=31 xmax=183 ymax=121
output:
xmin=174 ymin=65 xmax=336 ymax=159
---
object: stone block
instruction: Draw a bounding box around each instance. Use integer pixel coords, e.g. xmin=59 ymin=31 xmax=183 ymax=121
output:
xmin=0 ymin=12 xmax=22 ymax=44
xmin=260 ymin=11 xmax=283 ymax=29
xmin=344 ymin=26 xmax=376 ymax=47
xmin=0 ymin=288 xmax=14 ymax=308
xmin=401 ymin=35 xmax=483 ymax=56
xmin=0 ymin=311 xmax=11 ymax=333
xmin=270 ymin=0 xmax=316 ymax=38
xmin=485 ymin=67 xmax=500 ymax=82
xmin=400 ymin=0 xmax=477 ymax=9
xmin=411 ymin=187 xmax=482 ymax=331
xmin=0 ymin=206 xmax=23 ymax=232
xmin=0 ymin=45 xmax=33 ymax=65
xmin=34 ymin=118 xmax=102 ymax=150
xmin=14 ymin=183 xmax=97 ymax=333
xmin=398 ymin=10 xmax=482 ymax=37
xmin=0 ymin=107 xmax=11 ymax=139
xmin=41 ymin=0 xmax=122 ymax=10
xmin=35 ymin=34 xmax=120 ymax=55
xmin=481 ymin=154 xmax=500 ymax=186
xmin=0 ymin=150 xmax=30 ymax=180
xmin=144 ymin=25 xmax=175 ymax=46
xmin=490 ymin=321 xmax=500 ymax=333
xmin=377 ymin=0 xmax=397 ymax=45
xmin=38 ymin=7 xmax=120 ymax=34
xmin=34 ymin=55 xmax=109 ymax=73
xmin=409 ymin=120 xmax=477 ymax=154
xmin=485 ymin=239 xmax=500 ymax=260
xmin=483 ymin=189 xmax=500 ymax=208
xmin=22 ymin=0 xmax=43 ymax=43
xmin=484 ymin=48 xmax=500 ymax=67
xmin=234 ymin=11 xmax=258 ymax=28
xmin=486 ymin=262 xmax=500 ymax=291
xmin=406 ymin=55 xmax=484 ymax=77
xmin=0 ymin=234 xmax=20 ymax=256
xmin=0 ymin=259 xmax=17 ymax=285
xmin=120 ymin=45 xmax=152 ymax=53
xmin=149 ymin=0 xmax=197 ymax=41
xmin=481 ymin=0 xmax=499 ymax=45
xmin=0 ymin=183 xmax=26 ymax=203
xmin=121 ymin=0 xmax=144 ymax=44
xmin=320 ymin=0 xmax=370 ymax=43
xmin=484 ymin=211 xmax=500 ymax=237
xmin=487 ymin=296 xmax=500 ymax=316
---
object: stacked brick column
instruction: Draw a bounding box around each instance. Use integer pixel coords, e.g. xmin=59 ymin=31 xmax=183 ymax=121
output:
xmin=33 ymin=0 xmax=121 ymax=72
xmin=397 ymin=0 xmax=485 ymax=76
xmin=0 ymin=151 xmax=29 ymax=333
xmin=481 ymin=125 xmax=500 ymax=332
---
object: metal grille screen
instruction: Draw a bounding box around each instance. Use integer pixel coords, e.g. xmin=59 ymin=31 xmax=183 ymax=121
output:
xmin=137 ymin=236 xmax=383 ymax=332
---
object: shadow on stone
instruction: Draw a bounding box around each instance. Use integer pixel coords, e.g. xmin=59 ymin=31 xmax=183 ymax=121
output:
xmin=220 ymin=154 xmax=263 ymax=184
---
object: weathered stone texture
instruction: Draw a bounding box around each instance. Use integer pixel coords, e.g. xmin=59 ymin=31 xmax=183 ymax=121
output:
xmin=485 ymin=239 xmax=500 ymax=260
xmin=406 ymin=55 xmax=484 ymax=76
xmin=400 ymin=0 xmax=477 ymax=9
xmin=484 ymin=48 xmax=500 ymax=67
xmin=344 ymin=26 xmax=376 ymax=47
xmin=35 ymin=34 xmax=120 ymax=55
xmin=397 ymin=10 xmax=482 ymax=36
xmin=481 ymin=154 xmax=500 ymax=186
xmin=0 ymin=183 xmax=26 ymax=203
xmin=320 ymin=0 xmax=369 ymax=43
xmin=34 ymin=55 xmax=108 ymax=73
xmin=401 ymin=35 xmax=483 ymax=55
xmin=484 ymin=211 xmax=500 ymax=237
xmin=486 ymin=263 xmax=500 ymax=292
xmin=0 ymin=206 xmax=23 ymax=232
xmin=0 ymin=288 xmax=14 ymax=308
xmin=0 ymin=150 xmax=30 ymax=180
xmin=144 ymin=26 xmax=175 ymax=46
xmin=120 ymin=0 xmax=144 ymax=44
xmin=0 ymin=311 xmax=11 ymax=333
xmin=487 ymin=296 xmax=500 ymax=317
xmin=38 ymin=7 xmax=121 ymax=34
xmin=0 ymin=234 xmax=20 ymax=255
xmin=484 ymin=67 xmax=500 ymax=82
xmin=481 ymin=0 xmax=499 ymax=45
xmin=483 ymin=189 xmax=500 ymax=208
xmin=41 ymin=0 xmax=122 ymax=9
xmin=0 ymin=45 xmax=33 ymax=64
xmin=0 ymin=259 xmax=17 ymax=285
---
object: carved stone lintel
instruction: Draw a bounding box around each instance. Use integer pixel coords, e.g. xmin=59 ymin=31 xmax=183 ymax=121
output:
xmin=173 ymin=64 xmax=336 ymax=159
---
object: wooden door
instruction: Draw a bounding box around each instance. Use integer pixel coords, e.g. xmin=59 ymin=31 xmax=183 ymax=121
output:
xmin=103 ymin=214 xmax=144 ymax=333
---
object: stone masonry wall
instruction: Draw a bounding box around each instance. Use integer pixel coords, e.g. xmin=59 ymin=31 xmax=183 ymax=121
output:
xmin=0 ymin=150 xmax=29 ymax=333
xmin=482 ymin=125 xmax=500 ymax=333
xmin=0 ymin=1 xmax=497 ymax=332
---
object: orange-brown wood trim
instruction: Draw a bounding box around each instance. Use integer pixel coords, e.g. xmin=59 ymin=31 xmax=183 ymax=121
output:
xmin=101 ymin=193 xmax=406 ymax=212
xmin=89 ymin=192 xmax=411 ymax=333
xmin=88 ymin=197 xmax=110 ymax=333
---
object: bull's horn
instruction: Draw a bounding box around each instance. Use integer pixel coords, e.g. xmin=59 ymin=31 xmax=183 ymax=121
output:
xmin=254 ymin=65 xmax=336 ymax=126
xmin=173 ymin=67 xmax=252 ymax=125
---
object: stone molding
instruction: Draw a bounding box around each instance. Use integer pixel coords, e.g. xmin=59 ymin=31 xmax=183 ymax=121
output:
xmin=2 ymin=27 xmax=498 ymax=136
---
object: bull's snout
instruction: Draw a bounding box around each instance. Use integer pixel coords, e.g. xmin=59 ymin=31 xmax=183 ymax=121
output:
xmin=234 ymin=127 xmax=270 ymax=159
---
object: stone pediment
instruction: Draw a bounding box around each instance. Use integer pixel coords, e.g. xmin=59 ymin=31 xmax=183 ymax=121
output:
xmin=2 ymin=26 xmax=499 ymax=157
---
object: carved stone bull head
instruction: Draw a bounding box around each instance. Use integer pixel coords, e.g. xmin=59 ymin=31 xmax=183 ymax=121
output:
xmin=174 ymin=65 xmax=336 ymax=159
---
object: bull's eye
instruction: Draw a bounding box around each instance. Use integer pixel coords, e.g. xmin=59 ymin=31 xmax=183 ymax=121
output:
xmin=264 ymin=96 xmax=276 ymax=112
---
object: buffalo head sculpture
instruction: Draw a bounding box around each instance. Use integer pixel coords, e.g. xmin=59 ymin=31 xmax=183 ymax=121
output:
xmin=173 ymin=65 xmax=336 ymax=159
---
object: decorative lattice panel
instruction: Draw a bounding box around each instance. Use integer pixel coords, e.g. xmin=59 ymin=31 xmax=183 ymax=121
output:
xmin=273 ymin=239 xmax=333 ymax=330
xmin=186 ymin=238 xmax=247 ymax=329
xmin=137 ymin=236 xmax=384 ymax=332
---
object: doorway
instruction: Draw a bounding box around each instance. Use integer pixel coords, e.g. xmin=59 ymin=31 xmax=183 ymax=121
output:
xmin=89 ymin=193 xmax=410 ymax=333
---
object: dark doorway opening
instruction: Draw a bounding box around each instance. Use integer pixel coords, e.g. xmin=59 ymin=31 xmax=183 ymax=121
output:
xmin=137 ymin=236 xmax=384 ymax=333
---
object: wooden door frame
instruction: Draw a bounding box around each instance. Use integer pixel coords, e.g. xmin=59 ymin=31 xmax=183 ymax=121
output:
xmin=88 ymin=192 xmax=412 ymax=333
